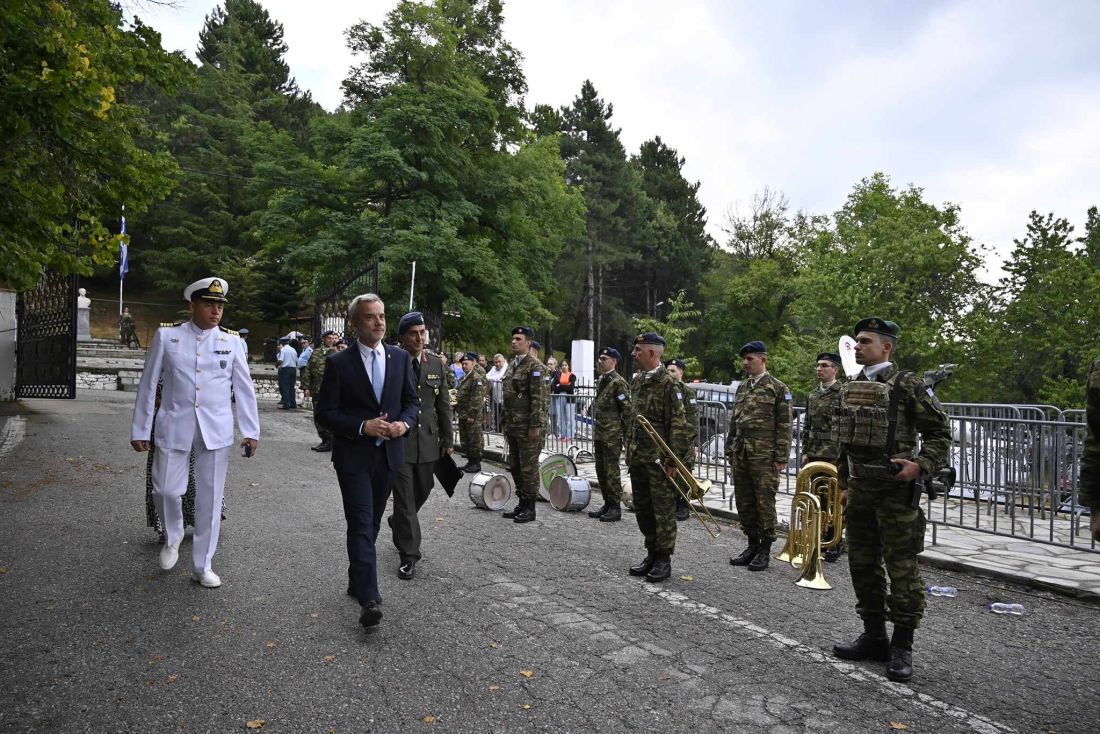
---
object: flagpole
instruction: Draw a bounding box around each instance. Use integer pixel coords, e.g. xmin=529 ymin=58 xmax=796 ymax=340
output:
xmin=408 ymin=260 xmax=416 ymax=310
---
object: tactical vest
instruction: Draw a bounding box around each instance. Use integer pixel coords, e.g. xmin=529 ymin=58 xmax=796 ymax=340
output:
xmin=833 ymin=374 xmax=915 ymax=450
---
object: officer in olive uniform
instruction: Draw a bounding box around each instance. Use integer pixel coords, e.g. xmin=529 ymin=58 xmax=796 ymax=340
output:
xmin=302 ymin=329 xmax=339 ymax=452
xmin=1081 ymin=357 xmax=1100 ymax=542
xmin=456 ymin=351 xmax=487 ymax=473
xmin=589 ymin=347 xmax=631 ymax=522
xmin=726 ymin=341 xmax=792 ymax=572
xmin=801 ymin=351 xmax=845 ymax=560
xmin=389 ymin=311 xmax=453 ymax=580
xmin=119 ymin=307 xmax=140 ymax=348
xmin=625 ymin=333 xmax=690 ymax=582
xmin=500 ymin=326 xmax=548 ymax=524
xmin=666 ymin=358 xmax=699 ymax=521
xmin=831 ymin=317 xmax=951 ymax=684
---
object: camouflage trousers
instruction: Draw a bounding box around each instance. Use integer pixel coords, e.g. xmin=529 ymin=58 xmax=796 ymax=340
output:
xmin=312 ymin=403 xmax=332 ymax=442
xmin=628 ymin=462 xmax=677 ymax=556
xmin=731 ymin=446 xmax=779 ymax=542
xmin=505 ymin=431 xmax=543 ymax=501
xmin=593 ymin=437 xmax=623 ymax=504
xmin=846 ymin=482 xmax=927 ymax=628
xmin=459 ymin=416 xmax=483 ymax=461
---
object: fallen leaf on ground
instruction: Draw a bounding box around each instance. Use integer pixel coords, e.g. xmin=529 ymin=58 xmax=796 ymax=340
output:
xmin=166 ymin=675 xmax=178 ymax=684
xmin=889 ymin=724 xmax=909 ymax=731
xmin=310 ymin=612 xmax=320 ymax=619
xmin=150 ymin=655 xmax=165 ymax=662
xmin=421 ymin=715 xmax=437 ymax=724
xmin=488 ymin=643 xmax=499 ymax=649
xmin=250 ymin=483 xmax=260 ymax=487
xmin=191 ymin=615 xmax=201 ymax=622
xmin=245 ymin=720 xmax=265 ymax=730
xmin=488 ymin=685 xmax=500 ymax=691
xmin=323 ymin=655 xmax=336 ymax=662
xmin=265 ymin=641 xmax=277 ymax=649
xmin=519 ymin=670 xmax=534 ymax=678
xmin=0 ymin=567 xmax=8 ymax=574
xmin=679 ymin=575 xmax=694 ymax=581
xmin=434 ymin=517 xmax=445 ymax=522
xmin=521 ymin=704 xmax=531 ymax=710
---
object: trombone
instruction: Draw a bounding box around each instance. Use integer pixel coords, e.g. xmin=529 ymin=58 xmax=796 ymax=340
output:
xmin=776 ymin=461 xmax=842 ymax=590
xmin=633 ymin=415 xmax=722 ymax=539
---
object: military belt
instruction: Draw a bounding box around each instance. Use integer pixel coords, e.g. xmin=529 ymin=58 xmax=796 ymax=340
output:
xmin=847 ymin=461 xmax=898 ymax=481
xmin=737 ymin=428 xmax=774 ymax=438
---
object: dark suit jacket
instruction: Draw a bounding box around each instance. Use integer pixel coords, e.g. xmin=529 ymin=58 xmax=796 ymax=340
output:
xmin=403 ymin=351 xmax=453 ymax=464
xmin=316 ymin=342 xmax=420 ymax=472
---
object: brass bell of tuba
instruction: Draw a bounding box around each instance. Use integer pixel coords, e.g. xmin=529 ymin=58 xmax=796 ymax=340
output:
xmin=775 ymin=461 xmax=842 ymax=590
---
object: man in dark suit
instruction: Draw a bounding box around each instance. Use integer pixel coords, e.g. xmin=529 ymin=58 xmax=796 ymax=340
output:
xmin=317 ymin=293 xmax=419 ymax=629
xmin=389 ymin=311 xmax=452 ymax=580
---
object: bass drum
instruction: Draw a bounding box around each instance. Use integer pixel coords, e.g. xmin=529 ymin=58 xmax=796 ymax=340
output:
xmin=621 ymin=479 xmax=634 ymax=511
xmin=549 ymin=476 xmax=591 ymax=512
xmin=538 ymin=453 xmax=577 ymax=502
xmin=469 ymin=472 xmax=513 ymax=511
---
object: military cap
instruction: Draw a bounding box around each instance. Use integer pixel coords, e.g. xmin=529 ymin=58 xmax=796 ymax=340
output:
xmin=739 ymin=340 xmax=767 ymax=356
xmin=335 ymin=338 xmax=347 ymax=346
xmin=634 ymin=332 xmax=665 ymax=347
xmin=816 ymin=352 xmax=842 ymax=366
xmin=666 ymin=358 xmax=686 ymax=371
xmin=397 ymin=311 xmax=425 ymax=335
xmin=278 ymin=336 xmax=290 ymax=344
xmin=459 ymin=351 xmax=477 ymax=363
xmin=238 ymin=328 xmax=249 ymax=335
xmin=321 ymin=329 xmax=337 ymax=338
xmin=512 ymin=326 xmax=534 ymax=338
xmin=854 ymin=317 xmax=901 ymax=339
xmin=184 ymin=277 xmax=229 ymax=303
xmin=531 ymin=340 xmax=542 ymax=351
xmin=599 ymin=347 xmax=621 ymax=362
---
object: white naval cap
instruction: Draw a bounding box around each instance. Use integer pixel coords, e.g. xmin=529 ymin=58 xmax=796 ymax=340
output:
xmin=183 ymin=277 xmax=229 ymax=303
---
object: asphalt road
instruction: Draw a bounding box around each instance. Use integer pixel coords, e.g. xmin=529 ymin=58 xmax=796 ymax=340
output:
xmin=1 ymin=392 xmax=1097 ymax=733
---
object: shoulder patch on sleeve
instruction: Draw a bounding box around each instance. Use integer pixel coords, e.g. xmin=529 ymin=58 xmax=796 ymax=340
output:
xmin=532 ymin=371 xmax=541 ymax=377
xmin=676 ymin=392 xmax=683 ymax=400
xmin=784 ymin=392 xmax=793 ymax=401
xmin=616 ymin=393 xmax=626 ymax=401
xmin=926 ymin=387 xmax=935 ymax=398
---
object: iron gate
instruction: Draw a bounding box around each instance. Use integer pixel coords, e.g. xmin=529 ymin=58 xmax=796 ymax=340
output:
xmin=16 ymin=271 xmax=77 ymax=399
xmin=312 ymin=256 xmax=381 ymax=345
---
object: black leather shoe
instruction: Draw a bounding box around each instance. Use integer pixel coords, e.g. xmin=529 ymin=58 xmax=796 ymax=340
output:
xmin=463 ymin=461 xmax=482 ymax=474
xmin=397 ymin=561 xmax=416 ymax=580
xmin=729 ymin=539 xmax=760 ymax=566
xmin=748 ymin=542 xmax=773 ymax=571
xmin=588 ymin=503 xmax=609 ymax=518
xmin=311 ymin=441 xmax=331 ymax=452
xmin=675 ymin=497 xmax=690 ymax=521
xmin=629 ymin=554 xmax=655 ymax=577
xmin=833 ymin=617 xmax=890 ymax=661
xmin=823 ymin=542 xmax=844 ymax=563
xmin=886 ymin=626 xmax=914 ymax=682
xmin=645 ymin=556 xmax=671 ymax=582
xmin=513 ymin=503 xmax=536 ymax=523
xmin=359 ymin=601 xmax=382 ymax=628
xmin=599 ymin=506 xmax=622 ymax=522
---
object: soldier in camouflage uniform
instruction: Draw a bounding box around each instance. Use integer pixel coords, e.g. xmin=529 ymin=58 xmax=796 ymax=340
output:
xmin=119 ymin=307 xmax=140 ymax=348
xmin=302 ymin=330 xmax=339 ymax=452
xmin=801 ymin=351 xmax=845 ymax=561
xmin=500 ymin=326 xmax=548 ymax=524
xmin=831 ymin=317 xmax=951 ymax=684
xmin=456 ymin=352 xmax=488 ymax=473
xmin=666 ymin=358 xmax=699 ymax=521
xmin=625 ymin=333 xmax=690 ymax=583
xmin=589 ymin=347 xmax=631 ymax=522
xmin=1079 ymin=357 xmax=1100 ymax=541
xmin=726 ymin=341 xmax=792 ymax=572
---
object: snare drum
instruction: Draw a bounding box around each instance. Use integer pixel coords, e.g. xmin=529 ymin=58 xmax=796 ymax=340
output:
xmin=469 ymin=472 xmax=513 ymax=511
xmin=538 ymin=453 xmax=577 ymax=502
xmin=549 ymin=475 xmax=591 ymax=512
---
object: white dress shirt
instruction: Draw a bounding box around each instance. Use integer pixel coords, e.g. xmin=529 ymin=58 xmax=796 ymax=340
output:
xmin=357 ymin=340 xmax=386 ymax=388
xmin=862 ymin=361 xmax=892 ymax=380
xmin=277 ymin=344 xmax=298 ymax=368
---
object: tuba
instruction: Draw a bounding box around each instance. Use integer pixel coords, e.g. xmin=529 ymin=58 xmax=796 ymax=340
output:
xmin=632 ymin=415 xmax=722 ymax=538
xmin=776 ymin=461 xmax=842 ymax=590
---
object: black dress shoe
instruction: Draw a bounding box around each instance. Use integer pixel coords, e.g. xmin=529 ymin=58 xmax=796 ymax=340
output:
xmin=886 ymin=625 xmax=915 ymax=682
xmin=645 ymin=556 xmax=671 ymax=582
xmin=502 ymin=500 xmax=525 ymax=519
xmin=359 ymin=601 xmax=383 ymax=628
xmin=311 ymin=441 xmax=331 ymax=452
xmin=629 ymin=554 xmax=655 ymax=577
xmin=463 ymin=461 xmax=482 ymax=474
xmin=599 ymin=506 xmax=622 ymax=522
xmin=588 ymin=504 xmax=609 ymax=518
xmin=397 ymin=561 xmax=416 ymax=580
xmin=347 ymin=585 xmax=356 ymax=598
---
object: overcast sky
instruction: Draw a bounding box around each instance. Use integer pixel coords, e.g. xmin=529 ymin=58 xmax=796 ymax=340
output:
xmin=140 ymin=0 xmax=1100 ymax=281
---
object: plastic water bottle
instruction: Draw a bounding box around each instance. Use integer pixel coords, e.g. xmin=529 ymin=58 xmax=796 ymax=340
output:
xmin=987 ymin=603 xmax=1025 ymax=615
xmin=927 ymin=586 xmax=957 ymax=597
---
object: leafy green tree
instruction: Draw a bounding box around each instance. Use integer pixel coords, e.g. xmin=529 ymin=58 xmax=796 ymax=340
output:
xmin=632 ymin=290 xmax=702 ymax=376
xmin=0 ymin=0 xmax=183 ymax=289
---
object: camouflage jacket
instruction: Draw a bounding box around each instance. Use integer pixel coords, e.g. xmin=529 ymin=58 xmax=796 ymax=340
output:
xmin=501 ymin=353 xmax=548 ymax=435
xmin=593 ymin=369 xmax=631 ymax=441
xmin=302 ymin=345 xmax=335 ymax=394
xmin=456 ymin=364 xmax=487 ymax=420
xmin=626 ymin=366 xmax=689 ymax=467
xmin=1080 ymin=358 xmax=1100 ymax=509
xmin=725 ymin=372 xmax=793 ymax=464
xmin=670 ymin=378 xmax=699 ymax=466
xmin=835 ymin=363 xmax=952 ymax=490
xmin=802 ymin=381 xmax=843 ymax=462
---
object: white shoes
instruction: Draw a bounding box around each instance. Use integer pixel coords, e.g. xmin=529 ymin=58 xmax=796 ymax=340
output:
xmin=158 ymin=542 xmax=180 ymax=570
xmin=191 ymin=569 xmax=222 ymax=588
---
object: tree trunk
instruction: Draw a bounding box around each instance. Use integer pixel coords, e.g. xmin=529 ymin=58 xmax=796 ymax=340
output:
xmin=584 ymin=235 xmax=595 ymax=341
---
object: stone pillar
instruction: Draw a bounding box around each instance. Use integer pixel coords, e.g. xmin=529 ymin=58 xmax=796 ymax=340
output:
xmin=0 ymin=287 xmax=16 ymax=401
xmin=77 ymin=288 xmax=91 ymax=342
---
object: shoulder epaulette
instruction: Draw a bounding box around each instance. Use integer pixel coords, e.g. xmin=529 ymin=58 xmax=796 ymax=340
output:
xmin=160 ymin=321 xmax=183 ymax=328
xmin=219 ymin=326 xmax=239 ymax=336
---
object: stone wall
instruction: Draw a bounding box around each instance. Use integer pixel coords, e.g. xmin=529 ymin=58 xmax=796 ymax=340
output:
xmin=75 ymin=368 xmax=307 ymax=405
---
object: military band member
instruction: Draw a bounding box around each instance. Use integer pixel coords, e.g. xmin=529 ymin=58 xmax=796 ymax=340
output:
xmin=390 ymin=312 xmax=453 ymax=580
xmin=589 ymin=347 xmax=631 ymax=522
xmin=625 ymin=333 xmax=690 ymax=582
xmin=666 ymin=358 xmax=699 ymax=521
xmin=130 ymin=277 xmax=260 ymax=589
xmin=726 ymin=341 xmax=792 ymax=572
xmin=831 ymin=318 xmax=951 ymax=683
xmin=802 ymin=352 xmax=845 ymax=561
xmin=456 ymin=351 xmax=487 ymax=473
xmin=302 ymin=330 xmax=339 ymax=452
xmin=500 ymin=327 xmax=548 ymax=524
xmin=1082 ymin=357 xmax=1100 ymax=542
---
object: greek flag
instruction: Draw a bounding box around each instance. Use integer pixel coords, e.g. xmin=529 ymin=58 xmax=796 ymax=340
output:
xmin=119 ymin=214 xmax=129 ymax=280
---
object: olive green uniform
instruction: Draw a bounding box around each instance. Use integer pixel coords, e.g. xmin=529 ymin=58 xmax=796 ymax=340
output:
xmin=501 ymin=353 xmax=548 ymax=501
xmin=671 ymin=379 xmax=699 ymax=470
xmin=302 ymin=345 xmax=336 ymax=442
xmin=725 ymin=373 xmax=793 ymax=542
xmin=626 ymin=367 xmax=690 ymax=556
xmin=593 ymin=370 xmax=631 ymax=503
xmin=836 ymin=364 xmax=951 ymax=629
xmin=119 ymin=313 xmax=139 ymax=348
xmin=802 ymin=381 xmax=843 ymax=464
xmin=456 ymin=364 xmax=487 ymax=462
xmin=1081 ymin=358 xmax=1100 ymax=513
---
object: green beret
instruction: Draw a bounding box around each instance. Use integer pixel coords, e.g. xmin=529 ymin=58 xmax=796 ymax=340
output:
xmin=854 ymin=317 xmax=900 ymax=339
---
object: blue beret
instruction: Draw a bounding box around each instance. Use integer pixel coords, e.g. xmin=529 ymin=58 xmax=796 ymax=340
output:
xmin=854 ymin=316 xmax=901 ymax=339
xmin=739 ymin=340 xmax=767 ymax=356
xmin=462 ymin=351 xmax=478 ymax=362
xmin=512 ymin=326 xmax=534 ymax=338
xmin=634 ymin=332 xmax=665 ymax=347
xmin=530 ymin=340 xmax=542 ymax=351
xmin=816 ymin=352 xmax=842 ymax=366
xmin=666 ymin=358 xmax=686 ymax=371
xmin=397 ymin=311 xmax=425 ymax=335
xmin=599 ymin=347 xmax=621 ymax=361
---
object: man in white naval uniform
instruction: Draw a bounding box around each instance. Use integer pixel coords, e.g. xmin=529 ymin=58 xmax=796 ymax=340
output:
xmin=130 ymin=277 xmax=260 ymax=588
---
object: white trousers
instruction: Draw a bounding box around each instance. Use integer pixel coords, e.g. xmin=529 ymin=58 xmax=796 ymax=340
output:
xmin=151 ymin=417 xmax=230 ymax=573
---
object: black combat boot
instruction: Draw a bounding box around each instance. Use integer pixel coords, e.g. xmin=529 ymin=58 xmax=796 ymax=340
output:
xmin=729 ymin=537 xmax=760 ymax=567
xmin=645 ymin=555 xmax=672 ymax=582
xmin=463 ymin=460 xmax=482 ymax=474
xmin=887 ymin=625 xmax=915 ymax=682
xmin=599 ymin=504 xmax=622 ymax=522
xmin=833 ymin=616 xmax=890 ymax=661
xmin=675 ymin=496 xmax=690 ymax=521
xmin=502 ymin=500 xmax=524 ymax=519
xmin=823 ymin=539 xmax=845 ymax=563
xmin=513 ymin=499 xmax=537 ymax=524
xmin=588 ymin=503 xmax=610 ymax=518
xmin=628 ymin=554 xmax=655 ymax=577
xmin=748 ymin=541 xmax=773 ymax=571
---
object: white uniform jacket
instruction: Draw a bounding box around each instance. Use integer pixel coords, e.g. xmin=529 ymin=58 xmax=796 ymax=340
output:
xmin=131 ymin=321 xmax=261 ymax=451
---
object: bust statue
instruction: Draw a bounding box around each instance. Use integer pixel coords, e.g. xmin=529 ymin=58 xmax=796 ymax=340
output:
xmin=76 ymin=288 xmax=91 ymax=340
xmin=77 ymin=288 xmax=91 ymax=309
